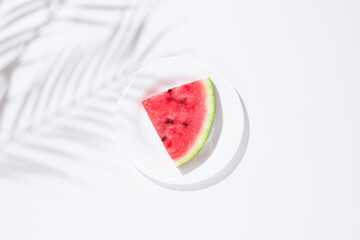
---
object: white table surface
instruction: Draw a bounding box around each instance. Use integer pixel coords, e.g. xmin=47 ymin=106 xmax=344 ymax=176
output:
xmin=0 ymin=0 xmax=359 ymax=239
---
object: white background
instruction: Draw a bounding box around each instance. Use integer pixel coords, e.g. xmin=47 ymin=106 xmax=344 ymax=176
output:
xmin=0 ymin=0 xmax=359 ymax=239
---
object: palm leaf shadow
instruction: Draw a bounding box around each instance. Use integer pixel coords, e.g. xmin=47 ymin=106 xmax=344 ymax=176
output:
xmin=3 ymin=0 xmax=44 ymax=16
xmin=0 ymin=152 xmax=70 ymax=179
xmin=0 ymin=0 xmax=65 ymax=132
xmin=0 ymin=1 xmax=190 ymax=180
xmin=1 ymin=4 xmax=47 ymax=31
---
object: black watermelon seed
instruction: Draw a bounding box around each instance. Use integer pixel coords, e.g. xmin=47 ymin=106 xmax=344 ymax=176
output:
xmin=180 ymin=100 xmax=185 ymax=104
xmin=162 ymin=137 xmax=166 ymax=141
xmin=167 ymin=89 xmax=172 ymax=93
xmin=166 ymin=119 xmax=174 ymax=124
xmin=168 ymin=97 xmax=174 ymax=101
xmin=184 ymin=123 xmax=188 ymax=127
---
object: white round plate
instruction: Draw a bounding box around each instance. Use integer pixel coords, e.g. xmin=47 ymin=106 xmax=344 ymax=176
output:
xmin=115 ymin=57 xmax=246 ymax=190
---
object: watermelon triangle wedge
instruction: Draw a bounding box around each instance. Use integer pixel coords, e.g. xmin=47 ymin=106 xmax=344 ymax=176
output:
xmin=142 ymin=77 xmax=215 ymax=167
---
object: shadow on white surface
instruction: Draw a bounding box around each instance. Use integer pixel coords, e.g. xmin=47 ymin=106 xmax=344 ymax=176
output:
xmin=0 ymin=1 xmax=189 ymax=180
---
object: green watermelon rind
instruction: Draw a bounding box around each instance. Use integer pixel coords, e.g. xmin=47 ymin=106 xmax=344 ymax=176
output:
xmin=174 ymin=77 xmax=215 ymax=167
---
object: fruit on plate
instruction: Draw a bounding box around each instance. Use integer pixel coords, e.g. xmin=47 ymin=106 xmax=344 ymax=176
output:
xmin=142 ymin=77 xmax=215 ymax=167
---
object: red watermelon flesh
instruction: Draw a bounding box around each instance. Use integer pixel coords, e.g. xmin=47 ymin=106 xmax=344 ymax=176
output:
xmin=142 ymin=77 xmax=215 ymax=167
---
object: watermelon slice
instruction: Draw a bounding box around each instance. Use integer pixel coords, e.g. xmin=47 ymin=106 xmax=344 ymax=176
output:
xmin=142 ymin=77 xmax=215 ymax=167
